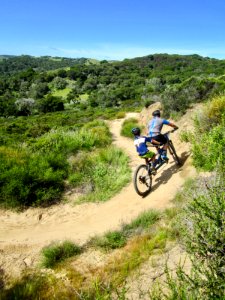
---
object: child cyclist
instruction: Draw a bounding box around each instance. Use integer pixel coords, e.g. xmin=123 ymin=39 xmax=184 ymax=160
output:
xmin=131 ymin=127 xmax=161 ymax=174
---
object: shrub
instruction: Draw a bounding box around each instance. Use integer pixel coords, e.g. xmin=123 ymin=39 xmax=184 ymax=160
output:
xmin=191 ymin=121 xmax=225 ymax=171
xmin=38 ymin=95 xmax=64 ymax=113
xmin=151 ymin=171 xmax=225 ymax=299
xmin=120 ymin=117 xmax=140 ymax=138
xmin=91 ymin=230 xmax=127 ymax=250
xmin=204 ymin=93 xmax=225 ymax=125
xmin=115 ymin=111 xmax=126 ymax=118
xmin=41 ymin=240 xmax=82 ymax=268
xmin=189 ymin=95 xmax=225 ymax=171
xmin=0 ymin=148 xmax=66 ymax=208
xmin=31 ymin=124 xmax=111 ymax=154
xmin=0 ymin=274 xmax=50 ymax=300
xmin=123 ymin=210 xmax=161 ymax=232
xmin=76 ymin=146 xmax=131 ymax=203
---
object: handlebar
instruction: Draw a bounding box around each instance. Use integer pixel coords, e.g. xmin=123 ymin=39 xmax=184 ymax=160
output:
xmin=163 ymin=127 xmax=178 ymax=135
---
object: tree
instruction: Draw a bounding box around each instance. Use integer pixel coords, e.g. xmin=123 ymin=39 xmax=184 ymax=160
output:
xmin=0 ymin=93 xmax=17 ymax=117
xmin=51 ymin=76 xmax=67 ymax=90
xmin=15 ymin=98 xmax=36 ymax=116
xmin=38 ymin=95 xmax=64 ymax=113
xmin=29 ymin=82 xmax=50 ymax=99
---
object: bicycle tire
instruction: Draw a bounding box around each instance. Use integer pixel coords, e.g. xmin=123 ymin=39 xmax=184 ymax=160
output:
xmin=133 ymin=164 xmax=152 ymax=196
xmin=168 ymin=140 xmax=181 ymax=165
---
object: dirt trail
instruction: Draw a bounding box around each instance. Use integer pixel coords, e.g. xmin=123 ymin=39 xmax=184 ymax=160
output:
xmin=0 ymin=108 xmax=198 ymax=277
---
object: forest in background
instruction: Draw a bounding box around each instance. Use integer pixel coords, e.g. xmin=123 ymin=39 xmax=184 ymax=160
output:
xmin=1 ymin=53 xmax=225 ymax=119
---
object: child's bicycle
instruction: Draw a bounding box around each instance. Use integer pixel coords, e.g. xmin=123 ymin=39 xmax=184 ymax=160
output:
xmin=133 ymin=128 xmax=181 ymax=197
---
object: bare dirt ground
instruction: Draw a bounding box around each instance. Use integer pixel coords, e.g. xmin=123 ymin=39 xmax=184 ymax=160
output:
xmin=0 ymin=104 xmax=199 ymax=280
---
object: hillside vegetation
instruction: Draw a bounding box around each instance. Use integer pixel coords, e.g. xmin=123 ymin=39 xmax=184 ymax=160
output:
xmin=1 ymin=54 xmax=225 ymax=118
xmin=1 ymin=94 xmax=224 ymax=299
xmin=0 ymin=53 xmax=224 ymax=298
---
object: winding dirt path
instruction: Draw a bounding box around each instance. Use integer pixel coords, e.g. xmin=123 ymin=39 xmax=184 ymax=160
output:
xmin=0 ymin=109 xmax=197 ymax=277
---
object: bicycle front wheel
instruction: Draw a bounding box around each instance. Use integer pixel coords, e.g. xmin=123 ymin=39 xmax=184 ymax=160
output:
xmin=133 ymin=164 xmax=152 ymax=196
xmin=168 ymin=140 xmax=181 ymax=165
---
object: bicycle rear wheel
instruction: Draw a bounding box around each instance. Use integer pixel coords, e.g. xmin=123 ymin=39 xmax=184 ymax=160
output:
xmin=133 ymin=164 xmax=152 ymax=196
xmin=168 ymin=140 xmax=181 ymax=165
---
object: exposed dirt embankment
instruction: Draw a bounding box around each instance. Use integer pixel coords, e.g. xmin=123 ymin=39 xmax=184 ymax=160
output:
xmin=0 ymin=105 xmax=199 ymax=278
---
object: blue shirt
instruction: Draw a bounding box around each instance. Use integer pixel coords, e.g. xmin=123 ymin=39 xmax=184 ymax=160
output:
xmin=134 ymin=135 xmax=153 ymax=156
xmin=148 ymin=117 xmax=169 ymax=137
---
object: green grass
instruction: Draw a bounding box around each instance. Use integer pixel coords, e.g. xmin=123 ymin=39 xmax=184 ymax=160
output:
xmin=41 ymin=240 xmax=82 ymax=268
xmin=76 ymin=147 xmax=131 ymax=203
xmin=52 ymin=87 xmax=71 ymax=98
xmin=89 ymin=209 xmax=162 ymax=251
xmin=90 ymin=230 xmax=127 ymax=251
xmin=123 ymin=210 xmax=161 ymax=232
xmin=120 ymin=117 xmax=142 ymax=138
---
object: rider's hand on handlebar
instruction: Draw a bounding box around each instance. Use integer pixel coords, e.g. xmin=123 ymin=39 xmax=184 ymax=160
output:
xmin=172 ymin=126 xmax=179 ymax=132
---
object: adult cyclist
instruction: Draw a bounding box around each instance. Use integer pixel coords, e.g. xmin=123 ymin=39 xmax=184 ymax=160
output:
xmin=148 ymin=109 xmax=178 ymax=161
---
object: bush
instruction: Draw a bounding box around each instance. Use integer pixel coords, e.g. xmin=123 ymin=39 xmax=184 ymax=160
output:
xmin=41 ymin=240 xmax=81 ymax=268
xmin=123 ymin=210 xmax=161 ymax=232
xmin=91 ymin=230 xmax=127 ymax=250
xmin=38 ymin=95 xmax=64 ymax=113
xmin=204 ymin=93 xmax=225 ymax=125
xmin=115 ymin=111 xmax=126 ymax=118
xmin=76 ymin=146 xmax=131 ymax=203
xmin=189 ymin=95 xmax=225 ymax=171
xmin=192 ymin=121 xmax=225 ymax=171
xmin=120 ymin=117 xmax=141 ymax=138
xmin=32 ymin=123 xmax=111 ymax=154
xmin=0 ymin=148 xmax=66 ymax=208
xmin=151 ymin=171 xmax=225 ymax=299
xmin=0 ymin=274 xmax=50 ymax=300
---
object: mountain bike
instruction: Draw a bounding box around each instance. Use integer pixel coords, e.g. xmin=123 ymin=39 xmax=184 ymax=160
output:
xmin=133 ymin=129 xmax=181 ymax=197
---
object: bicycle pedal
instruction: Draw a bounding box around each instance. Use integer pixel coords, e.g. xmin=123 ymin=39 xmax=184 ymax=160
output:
xmin=162 ymin=157 xmax=169 ymax=163
xmin=150 ymin=168 xmax=157 ymax=175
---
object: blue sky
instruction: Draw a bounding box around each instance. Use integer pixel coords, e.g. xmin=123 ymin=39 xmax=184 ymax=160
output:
xmin=1 ymin=0 xmax=225 ymax=60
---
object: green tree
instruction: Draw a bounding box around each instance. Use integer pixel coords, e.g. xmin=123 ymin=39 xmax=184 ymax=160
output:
xmin=29 ymin=82 xmax=50 ymax=99
xmin=38 ymin=95 xmax=64 ymax=113
xmin=51 ymin=76 xmax=67 ymax=89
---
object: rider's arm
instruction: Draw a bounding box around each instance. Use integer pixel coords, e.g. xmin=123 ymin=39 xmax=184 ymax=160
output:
xmin=145 ymin=136 xmax=161 ymax=145
xmin=163 ymin=119 xmax=178 ymax=129
xmin=168 ymin=122 xmax=179 ymax=129
xmin=151 ymin=138 xmax=161 ymax=145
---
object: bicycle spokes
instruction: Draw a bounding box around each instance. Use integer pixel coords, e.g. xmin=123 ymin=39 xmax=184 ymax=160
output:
xmin=133 ymin=164 xmax=152 ymax=196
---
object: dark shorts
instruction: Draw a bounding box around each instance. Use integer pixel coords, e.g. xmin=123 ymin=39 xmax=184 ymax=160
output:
xmin=152 ymin=134 xmax=167 ymax=145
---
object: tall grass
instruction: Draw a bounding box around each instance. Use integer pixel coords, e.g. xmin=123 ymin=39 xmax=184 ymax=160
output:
xmin=76 ymin=146 xmax=131 ymax=203
xmin=89 ymin=209 xmax=161 ymax=250
xmin=120 ymin=117 xmax=141 ymax=138
xmin=31 ymin=125 xmax=111 ymax=154
xmin=0 ymin=147 xmax=66 ymax=208
xmin=0 ymin=120 xmax=119 ymax=208
xmin=150 ymin=170 xmax=225 ymax=300
xmin=190 ymin=94 xmax=225 ymax=171
xmin=41 ymin=240 xmax=82 ymax=268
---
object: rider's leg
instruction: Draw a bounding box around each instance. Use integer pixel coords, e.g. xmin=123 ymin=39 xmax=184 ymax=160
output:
xmin=152 ymin=135 xmax=169 ymax=161
xmin=142 ymin=152 xmax=157 ymax=174
xmin=161 ymin=144 xmax=169 ymax=161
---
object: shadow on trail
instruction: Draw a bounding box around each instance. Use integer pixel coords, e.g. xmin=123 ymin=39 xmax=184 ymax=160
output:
xmin=141 ymin=151 xmax=190 ymax=198
xmin=179 ymin=150 xmax=191 ymax=166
